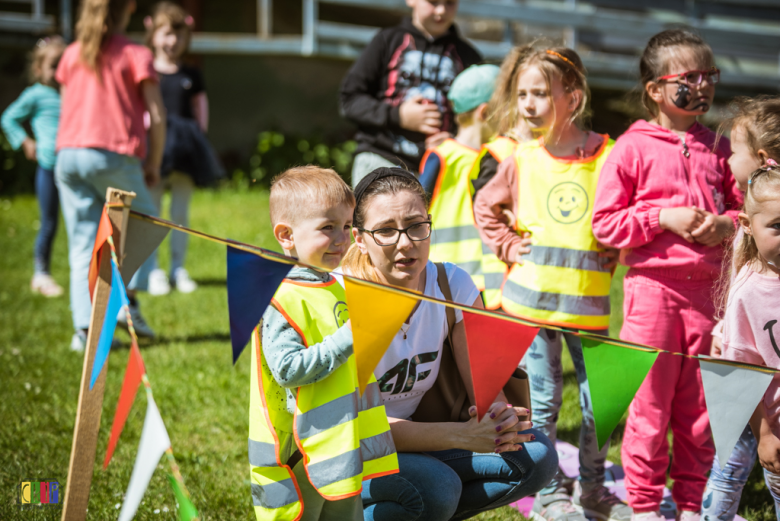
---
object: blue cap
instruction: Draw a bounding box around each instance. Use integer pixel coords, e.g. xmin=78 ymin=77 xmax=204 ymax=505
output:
xmin=447 ymin=64 xmax=500 ymax=114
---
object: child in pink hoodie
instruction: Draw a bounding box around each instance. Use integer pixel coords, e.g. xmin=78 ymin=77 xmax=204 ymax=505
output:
xmin=591 ymin=30 xmax=743 ymax=521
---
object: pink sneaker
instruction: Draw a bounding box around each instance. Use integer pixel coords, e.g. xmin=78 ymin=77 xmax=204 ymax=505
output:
xmin=631 ymin=512 xmax=665 ymax=521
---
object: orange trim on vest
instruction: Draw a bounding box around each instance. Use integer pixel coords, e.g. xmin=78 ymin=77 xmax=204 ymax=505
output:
xmin=281 ymin=277 xmax=338 ymax=289
xmin=424 ymin=149 xmax=448 ymax=209
xmin=270 ymin=298 xmax=309 ymax=348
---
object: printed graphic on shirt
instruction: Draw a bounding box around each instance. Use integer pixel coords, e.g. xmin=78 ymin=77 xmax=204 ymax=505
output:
xmin=385 ymin=33 xmax=463 ymax=158
xmin=377 ymin=351 xmax=439 ymax=395
xmin=333 ymin=301 xmax=348 ymax=327
xmin=547 ymin=181 xmax=589 ymax=224
xmin=712 ymin=187 xmax=725 ymax=214
xmin=765 ymin=320 xmax=780 ymax=358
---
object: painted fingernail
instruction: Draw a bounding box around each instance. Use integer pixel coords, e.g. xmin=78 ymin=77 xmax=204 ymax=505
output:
xmin=495 ymin=438 xmax=501 ymax=444
xmin=506 ymin=404 xmax=513 ymax=408
xmin=517 ymin=445 xmax=523 ymax=450
xmin=495 ymin=448 xmax=501 ymax=453
xmin=495 ymin=426 xmax=502 ymax=432
xmin=529 ymin=422 xmax=533 ymax=427
xmin=490 ymin=413 xmax=496 ymax=419
xmin=531 ymin=435 xmax=536 ymax=441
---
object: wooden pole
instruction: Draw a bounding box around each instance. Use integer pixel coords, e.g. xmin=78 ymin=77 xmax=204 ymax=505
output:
xmin=62 ymin=188 xmax=136 ymax=521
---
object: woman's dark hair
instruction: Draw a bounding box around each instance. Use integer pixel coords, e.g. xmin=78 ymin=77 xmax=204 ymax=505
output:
xmin=343 ymin=175 xmax=428 ymax=282
xmin=639 ymin=29 xmax=714 ymax=117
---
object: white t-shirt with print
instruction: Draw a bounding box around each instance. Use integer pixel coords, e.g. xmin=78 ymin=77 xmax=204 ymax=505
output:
xmin=335 ymin=261 xmax=480 ymax=420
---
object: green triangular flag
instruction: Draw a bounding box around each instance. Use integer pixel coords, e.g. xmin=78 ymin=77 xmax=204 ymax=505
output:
xmin=581 ymin=337 xmax=659 ymax=450
xmin=168 ymin=474 xmax=199 ymax=521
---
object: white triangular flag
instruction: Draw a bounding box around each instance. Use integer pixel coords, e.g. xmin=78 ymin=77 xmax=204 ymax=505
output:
xmin=700 ymin=359 xmax=773 ymax=465
xmin=118 ymin=395 xmax=171 ymax=521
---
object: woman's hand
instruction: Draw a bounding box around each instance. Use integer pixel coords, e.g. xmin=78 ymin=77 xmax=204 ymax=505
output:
xmin=597 ymin=242 xmax=619 ymax=270
xmin=758 ymin=431 xmax=780 ymax=474
xmin=659 ymin=206 xmax=705 ymax=243
xmin=460 ymin=402 xmax=533 ymax=454
xmin=691 ymin=211 xmax=735 ymax=247
xmin=514 ymin=232 xmax=532 ymax=265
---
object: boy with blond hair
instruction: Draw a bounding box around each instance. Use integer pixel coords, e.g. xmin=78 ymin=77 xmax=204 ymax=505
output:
xmin=248 ymin=166 xmax=398 ymax=521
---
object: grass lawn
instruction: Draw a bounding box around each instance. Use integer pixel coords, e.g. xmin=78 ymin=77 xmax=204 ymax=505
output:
xmin=0 ymin=189 xmax=774 ymax=520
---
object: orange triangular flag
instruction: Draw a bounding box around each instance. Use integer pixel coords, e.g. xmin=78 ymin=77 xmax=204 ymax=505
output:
xmin=103 ymin=341 xmax=146 ymax=469
xmin=345 ymin=278 xmax=419 ymax=394
xmin=88 ymin=207 xmax=113 ymax=302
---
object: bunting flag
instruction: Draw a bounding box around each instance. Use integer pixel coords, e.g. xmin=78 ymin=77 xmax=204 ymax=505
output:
xmin=167 ymin=475 xmax=199 ymax=521
xmin=345 ymin=277 xmax=419 ymax=394
xmin=700 ymin=359 xmax=773 ymax=465
xmin=118 ymin=395 xmax=172 ymax=521
xmin=226 ymin=246 xmax=292 ymax=363
xmin=88 ymin=207 xmax=113 ymax=302
xmin=581 ymin=338 xmax=659 ymax=450
xmin=89 ymin=259 xmax=130 ymax=390
xmin=104 ymin=341 xmax=147 ymax=469
xmin=120 ymin=214 xmax=170 ymax=284
xmin=462 ymin=311 xmax=539 ymax=420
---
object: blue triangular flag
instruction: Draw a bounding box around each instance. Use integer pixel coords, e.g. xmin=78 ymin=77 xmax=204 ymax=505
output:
xmin=227 ymin=246 xmax=292 ymax=364
xmin=90 ymin=259 xmax=130 ymax=389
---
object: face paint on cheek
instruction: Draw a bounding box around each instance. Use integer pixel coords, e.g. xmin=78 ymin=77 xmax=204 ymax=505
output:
xmin=691 ymin=101 xmax=710 ymax=112
xmin=672 ymin=83 xmax=692 ymax=109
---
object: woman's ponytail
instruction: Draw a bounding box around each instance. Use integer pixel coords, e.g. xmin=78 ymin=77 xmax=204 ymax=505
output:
xmin=76 ymin=0 xmax=132 ymax=71
xmin=342 ymin=243 xmax=380 ymax=283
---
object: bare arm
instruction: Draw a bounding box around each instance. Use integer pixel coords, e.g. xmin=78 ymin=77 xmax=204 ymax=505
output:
xmin=142 ymin=79 xmax=166 ymax=187
xmin=191 ymin=92 xmax=209 ymax=132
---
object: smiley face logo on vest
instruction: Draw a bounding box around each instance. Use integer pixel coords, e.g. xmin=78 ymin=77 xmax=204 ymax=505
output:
xmin=547 ymin=182 xmax=589 ymax=224
xmin=333 ymin=301 xmax=349 ymax=327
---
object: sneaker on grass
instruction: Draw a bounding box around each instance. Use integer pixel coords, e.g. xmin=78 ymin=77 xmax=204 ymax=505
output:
xmin=31 ymin=273 xmax=64 ymax=297
xmin=532 ymin=489 xmax=588 ymax=521
xmin=573 ymin=484 xmax=633 ymax=521
xmin=117 ymin=301 xmax=155 ymax=338
xmin=70 ymin=329 xmax=122 ymax=352
xmin=173 ymin=268 xmax=197 ymax=294
xmin=148 ymin=268 xmax=171 ymax=296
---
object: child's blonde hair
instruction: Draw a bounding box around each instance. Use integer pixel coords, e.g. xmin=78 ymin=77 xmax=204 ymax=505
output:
xmin=144 ymin=1 xmax=193 ymax=53
xmin=342 ymin=174 xmax=428 ymax=283
xmin=76 ymin=0 xmax=134 ymax=72
xmin=722 ymin=96 xmax=780 ymax=163
xmin=28 ymin=36 xmax=66 ymax=84
xmin=487 ymin=42 xmax=590 ymax=138
xmin=735 ymin=167 xmax=780 ymax=276
xmin=269 ymin=166 xmax=355 ymax=227
xmin=639 ymin=29 xmax=714 ymax=117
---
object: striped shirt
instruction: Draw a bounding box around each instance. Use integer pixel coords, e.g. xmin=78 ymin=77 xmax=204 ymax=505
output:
xmin=1 ymin=83 xmax=60 ymax=170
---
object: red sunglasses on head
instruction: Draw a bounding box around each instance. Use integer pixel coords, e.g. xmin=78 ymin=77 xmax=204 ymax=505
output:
xmin=657 ymin=67 xmax=720 ymax=86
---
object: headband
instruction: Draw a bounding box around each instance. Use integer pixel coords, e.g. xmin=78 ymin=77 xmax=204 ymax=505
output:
xmin=353 ymin=167 xmax=422 ymax=223
xmin=748 ymin=159 xmax=779 ymax=186
xmin=546 ymin=50 xmax=579 ymax=72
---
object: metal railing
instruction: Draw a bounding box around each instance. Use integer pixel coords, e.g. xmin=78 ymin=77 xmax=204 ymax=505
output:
xmin=0 ymin=0 xmax=56 ymax=34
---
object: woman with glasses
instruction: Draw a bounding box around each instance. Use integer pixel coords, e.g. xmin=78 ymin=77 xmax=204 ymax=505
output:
xmin=338 ymin=167 xmax=557 ymax=521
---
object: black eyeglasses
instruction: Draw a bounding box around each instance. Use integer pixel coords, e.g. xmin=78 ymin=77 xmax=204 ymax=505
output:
xmin=358 ymin=221 xmax=432 ymax=246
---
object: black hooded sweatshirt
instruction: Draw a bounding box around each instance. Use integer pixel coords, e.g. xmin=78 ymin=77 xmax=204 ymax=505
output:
xmin=339 ymin=18 xmax=482 ymax=171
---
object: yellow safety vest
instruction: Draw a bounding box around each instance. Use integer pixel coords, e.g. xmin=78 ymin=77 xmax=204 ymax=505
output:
xmin=248 ymin=278 xmax=399 ymax=520
xmin=469 ymin=136 xmax=518 ymax=310
xmin=501 ymin=136 xmax=615 ymax=330
xmin=425 ymin=139 xmax=484 ymax=290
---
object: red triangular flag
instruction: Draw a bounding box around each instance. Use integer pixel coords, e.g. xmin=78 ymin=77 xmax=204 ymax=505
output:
xmin=462 ymin=311 xmax=539 ymax=420
xmin=88 ymin=207 xmax=113 ymax=302
xmin=103 ymin=340 xmax=146 ymax=469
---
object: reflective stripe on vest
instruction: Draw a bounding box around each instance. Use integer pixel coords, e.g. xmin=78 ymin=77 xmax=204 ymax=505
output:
xmin=471 ymin=136 xmax=518 ymax=309
xmin=248 ymin=279 xmax=398 ymax=520
xmin=501 ymin=137 xmax=615 ymax=329
xmin=425 ymin=139 xmax=485 ymax=290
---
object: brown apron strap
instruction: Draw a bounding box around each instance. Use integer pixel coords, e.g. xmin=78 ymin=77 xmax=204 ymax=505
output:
xmin=435 ymin=263 xmax=468 ymax=422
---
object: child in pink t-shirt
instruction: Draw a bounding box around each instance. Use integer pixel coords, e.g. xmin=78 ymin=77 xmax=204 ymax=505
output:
xmin=721 ymin=163 xmax=780 ymax=507
xmin=55 ymin=0 xmax=166 ymax=351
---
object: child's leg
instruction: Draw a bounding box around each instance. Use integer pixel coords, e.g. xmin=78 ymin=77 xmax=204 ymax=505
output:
xmin=524 ymin=328 xmax=565 ymax=495
xmin=702 ymin=426 xmax=757 ymax=521
xmin=762 ymin=468 xmax=780 ymax=521
xmin=564 ymin=331 xmax=610 ymax=492
xmin=620 ymin=272 xmax=685 ymax=512
xmin=669 ymin=283 xmax=716 ymax=512
xmin=167 ymin=172 xmax=194 ymax=274
xmin=292 ymin=460 xmax=362 ymax=521
xmin=351 ymin=152 xmax=397 ymax=188
xmin=33 ymin=165 xmax=60 ymax=275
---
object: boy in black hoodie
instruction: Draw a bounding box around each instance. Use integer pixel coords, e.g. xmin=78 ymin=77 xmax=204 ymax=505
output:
xmin=339 ymin=0 xmax=482 ymax=186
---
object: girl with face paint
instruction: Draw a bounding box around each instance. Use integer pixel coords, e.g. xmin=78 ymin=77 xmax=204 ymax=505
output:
xmin=591 ymin=30 xmax=744 ymax=521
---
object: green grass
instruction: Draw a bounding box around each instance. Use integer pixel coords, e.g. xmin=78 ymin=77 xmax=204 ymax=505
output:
xmin=0 ymin=190 xmax=774 ymax=520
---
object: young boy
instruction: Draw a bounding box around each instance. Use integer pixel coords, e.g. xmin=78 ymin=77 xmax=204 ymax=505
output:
xmin=248 ymin=166 xmax=398 ymax=521
xmin=419 ymin=63 xmax=499 ymax=303
xmin=339 ymin=0 xmax=482 ymax=187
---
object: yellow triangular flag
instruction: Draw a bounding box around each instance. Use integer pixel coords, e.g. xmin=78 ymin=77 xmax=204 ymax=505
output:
xmin=345 ymin=278 xmax=419 ymax=394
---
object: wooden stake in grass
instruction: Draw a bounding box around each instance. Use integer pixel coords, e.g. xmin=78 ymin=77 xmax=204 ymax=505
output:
xmin=62 ymin=188 xmax=135 ymax=521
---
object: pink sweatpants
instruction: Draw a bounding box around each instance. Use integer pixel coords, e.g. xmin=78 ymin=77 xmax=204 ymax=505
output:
xmin=620 ymin=269 xmax=716 ymax=513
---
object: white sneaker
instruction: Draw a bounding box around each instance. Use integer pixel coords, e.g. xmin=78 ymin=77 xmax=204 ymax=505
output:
xmin=31 ymin=273 xmax=64 ymax=297
xmin=632 ymin=512 xmax=666 ymax=521
xmin=676 ymin=512 xmax=700 ymax=521
xmin=117 ymin=302 xmax=155 ymax=338
xmin=173 ymin=268 xmax=197 ymax=293
xmin=148 ymin=269 xmax=171 ymax=296
xmin=70 ymin=330 xmax=87 ymax=352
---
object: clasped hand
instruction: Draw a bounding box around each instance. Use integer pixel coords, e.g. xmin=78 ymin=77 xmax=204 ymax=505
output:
xmin=461 ymin=401 xmax=534 ymax=454
xmin=659 ymin=206 xmax=734 ymax=246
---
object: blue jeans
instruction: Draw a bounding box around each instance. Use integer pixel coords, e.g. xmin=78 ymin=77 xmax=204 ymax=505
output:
xmin=33 ymin=166 xmax=60 ymax=274
xmin=362 ymin=428 xmax=557 ymax=521
xmin=55 ymin=148 xmax=158 ymax=330
xmin=524 ymin=328 xmax=609 ymax=495
xmin=703 ymin=426 xmax=780 ymax=521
